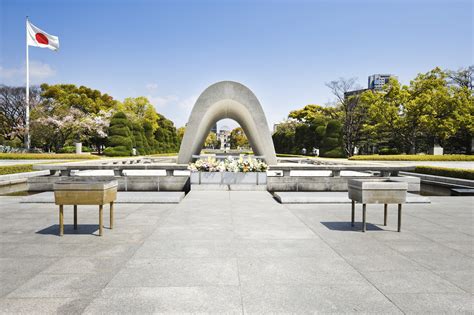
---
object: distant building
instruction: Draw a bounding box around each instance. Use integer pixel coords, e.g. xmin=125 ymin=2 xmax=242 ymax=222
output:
xmin=219 ymin=129 xmax=230 ymax=150
xmin=368 ymin=74 xmax=396 ymax=91
xmin=210 ymin=123 xmax=217 ymax=134
xmin=344 ymin=74 xmax=397 ymax=100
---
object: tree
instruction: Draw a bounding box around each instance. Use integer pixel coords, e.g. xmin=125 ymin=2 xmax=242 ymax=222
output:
xmin=0 ymin=85 xmax=41 ymax=144
xmin=204 ymin=132 xmax=218 ymax=148
xmin=405 ymin=68 xmax=466 ymax=151
xmin=229 ymin=127 xmax=249 ymax=149
xmin=326 ymin=78 xmax=368 ymax=156
xmin=104 ymin=112 xmax=133 ymax=156
xmin=154 ymin=114 xmax=180 ymax=153
xmin=361 ymin=68 xmax=474 ymax=154
xmin=131 ymin=122 xmax=148 ymax=155
xmin=272 ymin=120 xmax=298 ymax=154
xmin=31 ymin=107 xmax=90 ymax=152
xmin=360 ymin=78 xmax=410 ymax=153
xmin=447 ymin=66 xmax=473 ymax=91
xmin=119 ymin=97 xmax=159 ymax=131
xmin=40 ymin=84 xmax=117 ymax=114
xmin=144 ymin=122 xmax=158 ymax=153
xmin=177 ymin=126 xmax=186 ymax=142
xmin=288 ymin=104 xmax=343 ymax=154
xmin=320 ymin=120 xmax=344 ymax=157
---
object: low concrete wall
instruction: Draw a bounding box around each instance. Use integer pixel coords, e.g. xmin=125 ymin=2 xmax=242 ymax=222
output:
xmin=400 ymin=172 xmax=474 ymax=188
xmin=267 ymin=175 xmax=420 ymax=192
xmin=28 ymin=175 xmax=189 ymax=192
xmin=0 ymin=170 xmax=50 ymax=187
xmin=27 ymin=174 xmax=419 ymax=193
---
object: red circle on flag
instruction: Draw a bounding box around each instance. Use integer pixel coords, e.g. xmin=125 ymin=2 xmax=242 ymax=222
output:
xmin=35 ymin=33 xmax=49 ymax=45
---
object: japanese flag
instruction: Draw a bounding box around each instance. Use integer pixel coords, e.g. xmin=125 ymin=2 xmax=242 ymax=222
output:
xmin=27 ymin=20 xmax=59 ymax=51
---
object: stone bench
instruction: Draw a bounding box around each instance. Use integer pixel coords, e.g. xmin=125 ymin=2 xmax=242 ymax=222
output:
xmin=54 ymin=179 xmax=118 ymax=236
xmin=348 ymin=179 xmax=408 ymax=232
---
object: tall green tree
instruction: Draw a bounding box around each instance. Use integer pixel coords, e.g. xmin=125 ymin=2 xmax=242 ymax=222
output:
xmin=229 ymin=127 xmax=249 ymax=149
xmin=41 ymin=84 xmax=117 ymax=114
xmin=119 ymin=97 xmax=159 ymax=132
xmin=325 ymin=78 xmax=368 ymax=156
xmin=272 ymin=120 xmax=298 ymax=154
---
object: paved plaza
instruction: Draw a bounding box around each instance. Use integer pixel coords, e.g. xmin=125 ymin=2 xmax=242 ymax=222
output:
xmin=0 ymin=191 xmax=473 ymax=313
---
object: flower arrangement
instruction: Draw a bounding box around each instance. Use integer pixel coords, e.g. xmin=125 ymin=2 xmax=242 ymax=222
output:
xmin=188 ymin=156 xmax=268 ymax=172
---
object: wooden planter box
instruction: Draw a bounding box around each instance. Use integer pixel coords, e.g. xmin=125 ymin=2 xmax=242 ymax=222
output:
xmin=190 ymin=172 xmax=267 ymax=190
xmin=54 ymin=179 xmax=118 ymax=205
xmin=53 ymin=179 xmax=118 ymax=236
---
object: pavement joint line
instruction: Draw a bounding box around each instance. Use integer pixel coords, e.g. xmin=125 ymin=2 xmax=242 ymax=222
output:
xmin=79 ymin=202 xmax=178 ymax=313
xmin=229 ymin=197 xmax=246 ymax=315
xmin=393 ymin=211 xmax=474 ymax=260
xmin=284 ymin=204 xmax=408 ymax=315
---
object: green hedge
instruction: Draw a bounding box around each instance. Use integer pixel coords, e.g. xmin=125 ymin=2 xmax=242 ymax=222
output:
xmin=58 ymin=146 xmax=92 ymax=153
xmin=105 ymin=112 xmax=133 ymax=157
xmin=410 ymin=166 xmax=474 ymax=180
xmin=0 ymin=153 xmax=99 ymax=160
xmin=0 ymin=164 xmax=34 ymax=175
xmin=103 ymin=146 xmax=131 ymax=157
xmin=321 ymin=148 xmax=345 ymax=158
xmin=349 ymin=154 xmax=474 ymax=161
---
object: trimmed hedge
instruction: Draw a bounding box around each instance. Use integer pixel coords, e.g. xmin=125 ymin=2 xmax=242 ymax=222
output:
xmin=0 ymin=153 xmax=99 ymax=160
xmin=410 ymin=166 xmax=474 ymax=180
xmin=104 ymin=112 xmax=133 ymax=157
xmin=349 ymin=154 xmax=474 ymax=161
xmin=58 ymin=146 xmax=92 ymax=153
xmin=0 ymin=164 xmax=34 ymax=175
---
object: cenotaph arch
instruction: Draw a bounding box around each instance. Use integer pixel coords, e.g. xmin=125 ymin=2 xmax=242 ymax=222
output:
xmin=177 ymin=81 xmax=277 ymax=165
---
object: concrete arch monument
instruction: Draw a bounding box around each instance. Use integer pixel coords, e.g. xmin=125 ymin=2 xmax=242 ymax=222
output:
xmin=177 ymin=81 xmax=277 ymax=165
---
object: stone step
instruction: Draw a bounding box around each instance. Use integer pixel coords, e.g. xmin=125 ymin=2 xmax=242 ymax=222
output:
xmin=21 ymin=191 xmax=185 ymax=204
xmin=274 ymin=191 xmax=430 ymax=204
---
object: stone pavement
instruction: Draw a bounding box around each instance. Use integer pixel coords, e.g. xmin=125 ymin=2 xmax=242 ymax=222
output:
xmin=0 ymin=191 xmax=472 ymax=314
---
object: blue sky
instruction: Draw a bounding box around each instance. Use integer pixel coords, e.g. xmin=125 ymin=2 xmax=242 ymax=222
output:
xmin=1 ymin=0 xmax=472 ymax=129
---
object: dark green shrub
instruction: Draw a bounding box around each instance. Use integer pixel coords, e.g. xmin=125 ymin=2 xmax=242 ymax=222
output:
xmin=320 ymin=120 xmax=345 ymax=158
xmin=131 ymin=123 xmax=148 ymax=155
xmin=322 ymin=148 xmax=345 ymax=158
xmin=144 ymin=122 xmax=157 ymax=154
xmin=58 ymin=146 xmax=92 ymax=153
xmin=104 ymin=112 xmax=133 ymax=156
xmin=379 ymin=147 xmax=399 ymax=155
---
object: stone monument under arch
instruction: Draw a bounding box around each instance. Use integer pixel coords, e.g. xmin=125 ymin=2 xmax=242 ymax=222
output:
xmin=177 ymin=81 xmax=277 ymax=165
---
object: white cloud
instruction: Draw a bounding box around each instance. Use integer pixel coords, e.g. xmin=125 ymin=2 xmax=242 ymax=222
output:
xmin=29 ymin=61 xmax=56 ymax=82
xmin=147 ymin=94 xmax=179 ymax=107
xmin=145 ymin=83 xmax=158 ymax=91
xmin=0 ymin=66 xmax=20 ymax=79
xmin=0 ymin=61 xmax=56 ymax=85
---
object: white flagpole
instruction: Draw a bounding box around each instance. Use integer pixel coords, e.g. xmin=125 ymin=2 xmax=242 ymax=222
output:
xmin=25 ymin=16 xmax=30 ymax=151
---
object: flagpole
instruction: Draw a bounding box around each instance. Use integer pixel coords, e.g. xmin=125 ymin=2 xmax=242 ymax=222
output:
xmin=25 ymin=16 xmax=30 ymax=151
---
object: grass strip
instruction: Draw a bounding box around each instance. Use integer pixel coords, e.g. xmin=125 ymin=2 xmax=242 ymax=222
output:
xmin=349 ymin=154 xmax=474 ymax=161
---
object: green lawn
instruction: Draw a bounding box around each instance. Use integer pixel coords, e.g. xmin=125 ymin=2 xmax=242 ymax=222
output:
xmin=349 ymin=154 xmax=474 ymax=161
xmin=147 ymin=153 xmax=178 ymax=157
xmin=0 ymin=164 xmax=34 ymax=175
xmin=410 ymin=166 xmax=474 ymax=180
xmin=0 ymin=153 xmax=100 ymax=160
